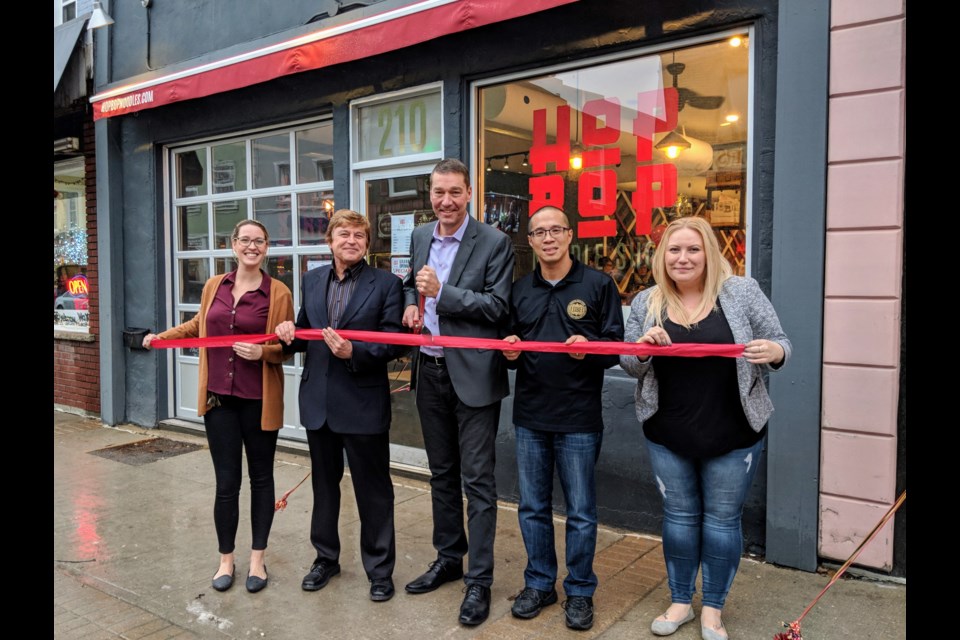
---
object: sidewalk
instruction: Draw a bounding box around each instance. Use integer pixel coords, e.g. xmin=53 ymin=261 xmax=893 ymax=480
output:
xmin=54 ymin=410 xmax=906 ymax=639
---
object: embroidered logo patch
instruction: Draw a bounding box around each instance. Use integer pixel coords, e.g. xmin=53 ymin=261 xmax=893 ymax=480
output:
xmin=566 ymin=299 xmax=588 ymax=320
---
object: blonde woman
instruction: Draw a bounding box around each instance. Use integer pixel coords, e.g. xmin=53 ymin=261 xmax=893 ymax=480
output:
xmin=620 ymin=216 xmax=791 ymax=640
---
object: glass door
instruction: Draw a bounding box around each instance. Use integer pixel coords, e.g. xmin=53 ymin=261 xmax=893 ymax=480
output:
xmin=358 ymin=167 xmax=437 ymax=469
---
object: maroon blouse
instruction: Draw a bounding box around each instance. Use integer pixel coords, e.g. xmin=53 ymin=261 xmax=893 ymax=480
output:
xmin=206 ymin=271 xmax=271 ymax=399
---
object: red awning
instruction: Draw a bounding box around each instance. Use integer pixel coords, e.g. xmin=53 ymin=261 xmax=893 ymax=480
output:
xmin=91 ymin=0 xmax=577 ymax=120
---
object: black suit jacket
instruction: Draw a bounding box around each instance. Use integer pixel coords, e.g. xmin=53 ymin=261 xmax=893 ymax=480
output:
xmin=402 ymin=216 xmax=514 ymax=407
xmin=287 ymin=262 xmax=405 ymax=434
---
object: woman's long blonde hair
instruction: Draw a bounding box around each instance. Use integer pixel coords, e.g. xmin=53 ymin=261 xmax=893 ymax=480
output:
xmin=646 ymin=216 xmax=732 ymax=329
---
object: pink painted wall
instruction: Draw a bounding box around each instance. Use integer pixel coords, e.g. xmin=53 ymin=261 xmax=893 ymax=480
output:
xmin=821 ymin=0 xmax=905 ymax=570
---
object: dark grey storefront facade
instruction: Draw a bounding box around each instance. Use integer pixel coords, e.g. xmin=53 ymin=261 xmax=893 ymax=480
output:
xmin=93 ymin=0 xmax=828 ymax=572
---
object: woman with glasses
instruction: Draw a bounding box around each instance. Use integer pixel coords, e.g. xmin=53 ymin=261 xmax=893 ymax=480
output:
xmin=143 ymin=219 xmax=294 ymax=594
xmin=620 ymin=216 xmax=790 ymax=640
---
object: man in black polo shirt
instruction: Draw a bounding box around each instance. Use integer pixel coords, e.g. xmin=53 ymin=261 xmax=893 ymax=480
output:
xmin=502 ymin=206 xmax=624 ymax=631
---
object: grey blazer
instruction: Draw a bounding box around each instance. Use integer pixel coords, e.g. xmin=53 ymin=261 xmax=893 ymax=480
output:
xmin=402 ymin=216 xmax=515 ymax=408
xmin=620 ymin=276 xmax=792 ymax=432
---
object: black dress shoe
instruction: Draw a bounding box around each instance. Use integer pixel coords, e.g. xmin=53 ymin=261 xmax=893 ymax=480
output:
xmin=369 ymin=577 xmax=395 ymax=602
xmin=211 ymin=568 xmax=235 ymax=592
xmin=404 ymin=559 xmax=464 ymax=594
xmin=458 ymin=584 xmax=491 ymax=626
xmin=246 ymin=565 xmax=268 ymax=593
xmin=302 ymin=560 xmax=341 ymax=591
xmin=511 ymin=586 xmax=558 ymax=619
xmin=563 ymin=595 xmax=594 ymax=631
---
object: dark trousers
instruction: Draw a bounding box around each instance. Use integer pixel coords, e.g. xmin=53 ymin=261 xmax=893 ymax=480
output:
xmin=416 ymin=358 xmax=500 ymax=587
xmin=306 ymin=425 xmax=396 ymax=580
xmin=203 ymin=395 xmax=279 ymax=554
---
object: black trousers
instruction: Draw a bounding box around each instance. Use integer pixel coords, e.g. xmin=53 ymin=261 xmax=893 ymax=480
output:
xmin=415 ymin=358 xmax=500 ymax=587
xmin=306 ymin=425 xmax=396 ymax=580
xmin=203 ymin=395 xmax=279 ymax=554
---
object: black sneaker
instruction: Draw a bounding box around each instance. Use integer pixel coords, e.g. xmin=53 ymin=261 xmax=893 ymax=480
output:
xmin=563 ymin=596 xmax=595 ymax=630
xmin=511 ymin=586 xmax=559 ymax=619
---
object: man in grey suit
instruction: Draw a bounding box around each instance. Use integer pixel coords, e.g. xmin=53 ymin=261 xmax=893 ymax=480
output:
xmin=401 ymin=158 xmax=514 ymax=626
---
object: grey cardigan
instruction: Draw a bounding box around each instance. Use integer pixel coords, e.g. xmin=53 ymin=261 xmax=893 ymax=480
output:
xmin=619 ymin=276 xmax=792 ymax=432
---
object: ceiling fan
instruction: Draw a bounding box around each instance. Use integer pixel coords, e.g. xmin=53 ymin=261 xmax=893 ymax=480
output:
xmin=666 ymin=57 xmax=725 ymax=111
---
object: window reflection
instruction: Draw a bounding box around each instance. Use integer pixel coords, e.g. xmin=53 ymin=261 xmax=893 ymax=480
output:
xmin=54 ymin=159 xmax=88 ymax=330
xmin=176 ymin=150 xmax=207 ymax=197
xmin=178 ymin=204 xmax=208 ymax=251
xmin=478 ymin=37 xmax=749 ymax=304
xmin=296 ymin=124 xmax=334 ymax=184
xmin=252 ymin=134 xmax=290 ymax=190
xmin=212 ymin=142 xmax=247 ymax=193
xmin=179 ymin=258 xmax=209 ymax=305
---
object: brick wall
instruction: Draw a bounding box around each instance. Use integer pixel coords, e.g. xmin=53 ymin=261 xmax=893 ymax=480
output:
xmin=54 ymin=114 xmax=100 ymax=415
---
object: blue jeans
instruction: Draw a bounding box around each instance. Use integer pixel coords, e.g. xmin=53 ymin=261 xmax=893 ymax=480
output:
xmin=515 ymin=426 xmax=602 ymax=597
xmin=644 ymin=437 xmax=765 ymax=610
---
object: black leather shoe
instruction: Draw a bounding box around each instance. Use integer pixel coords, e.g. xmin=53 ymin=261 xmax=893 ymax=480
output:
xmin=211 ymin=568 xmax=235 ymax=592
xmin=302 ymin=560 xmax=341 ymax=591
xmin=511 ymin=586 xmax=558 ymax=619
xmin=563 ymin=595 xmax=594 ymax=631
xmin=404 ymin=559 xmax=464 ymax=594
xmin=369 ymin=577 xmax=395 ymax=602
xmin=458 ymin=584 xmax=491 ymax=626
xmin=246 ymin=565 xmax=268 ymax=593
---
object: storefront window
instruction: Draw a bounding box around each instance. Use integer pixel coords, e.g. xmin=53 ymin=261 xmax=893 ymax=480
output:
xmin=54 ymin=159 xmax=87 ymax=331
xmin=169 ymin=120 xmax=335 ymax=430
xmin=476 ymin=35 xmax=750 ymax=304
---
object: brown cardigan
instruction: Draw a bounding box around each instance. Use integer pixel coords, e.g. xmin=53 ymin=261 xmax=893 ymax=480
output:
xmin=158 ymin=273 xmax=294 ymax=430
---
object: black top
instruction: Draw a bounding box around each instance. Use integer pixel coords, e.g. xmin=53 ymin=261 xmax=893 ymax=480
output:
xmin=509 ymin=258 xmax=624 ymax=432
xmin=644 ymin=303 xmax=764 ymax=457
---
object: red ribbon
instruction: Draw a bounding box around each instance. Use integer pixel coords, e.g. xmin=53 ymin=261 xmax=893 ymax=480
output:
xmin=150 ymin=329 xmax=745 ymax=358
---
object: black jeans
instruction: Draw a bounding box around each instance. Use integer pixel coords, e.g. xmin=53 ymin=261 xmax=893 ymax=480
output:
xmin=415 ymin=358 xmax=500 ymax=587
xmin=203 ymin=394 xmax=279 ymax=554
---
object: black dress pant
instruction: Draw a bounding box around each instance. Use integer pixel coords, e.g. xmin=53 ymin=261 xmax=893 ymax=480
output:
xmin=306 ymin=425 xmax=396 ymax=580
xmin=415 ymin=357 xmax=500 ymax=587
xmin=203 ymin=395 xmax=279 ymax=554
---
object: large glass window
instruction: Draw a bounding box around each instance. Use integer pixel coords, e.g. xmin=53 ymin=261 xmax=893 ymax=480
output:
xmin=476 ymin=35 xmax=750 ymax=304
xmin=54 ymin=159 xmax=88 ymax=331
xmin=169 ymin=120 xmax=335 ymax=430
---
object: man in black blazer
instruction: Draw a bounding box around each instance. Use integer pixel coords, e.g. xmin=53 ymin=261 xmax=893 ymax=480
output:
xmin=401 ymin=159 xmax=515 ymax=626
xmin=276 ymin=209 xmax=405 ymax=603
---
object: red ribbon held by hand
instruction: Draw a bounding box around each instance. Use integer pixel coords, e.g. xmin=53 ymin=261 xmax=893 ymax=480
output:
xmin=149 ymin=329 xmax=745 ymax=358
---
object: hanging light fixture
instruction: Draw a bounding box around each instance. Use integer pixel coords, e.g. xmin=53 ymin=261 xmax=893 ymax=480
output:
xmin=88 ymin=1 xmax=115 ymax=28
xmin=569 ymin=77 xmax=583 ymax=171
xmin=569 ymin=145 xmax=583 ymax=171
xmin=522 ymin=153 xmax=529 ymax=167
xmin=502 ymin=155 xmax=510 ymax=170
xmin=486 ymin=158 xmax=492 ymax=172
xmin=654 ymin=130 xmax=692 ymax=159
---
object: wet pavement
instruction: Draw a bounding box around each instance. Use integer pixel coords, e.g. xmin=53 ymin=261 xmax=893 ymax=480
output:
xmin=54 ymin=410 xmax=906 ymax=639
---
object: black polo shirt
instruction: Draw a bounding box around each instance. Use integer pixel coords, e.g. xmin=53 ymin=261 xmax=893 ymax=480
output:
xmin=508 ymin=258 xmax=624 ymax=432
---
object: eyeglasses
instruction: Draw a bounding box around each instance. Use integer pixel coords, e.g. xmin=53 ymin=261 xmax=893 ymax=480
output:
xmin=527 ymin=226 xmax=571 ymax=239
xmin=235 ymin=237 xmax=267 ymax=247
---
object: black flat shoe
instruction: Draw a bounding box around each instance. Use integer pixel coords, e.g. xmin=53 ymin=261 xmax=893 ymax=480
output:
xmin=211 ymin=568 xmax=235 ymax=592
xmin=369 ymin=577 xmax=395 ymax=602
xmin=404 ymin=558 xmax=464 ymax=594
xmin=246 ymin=565 xmax=268 ymax=593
